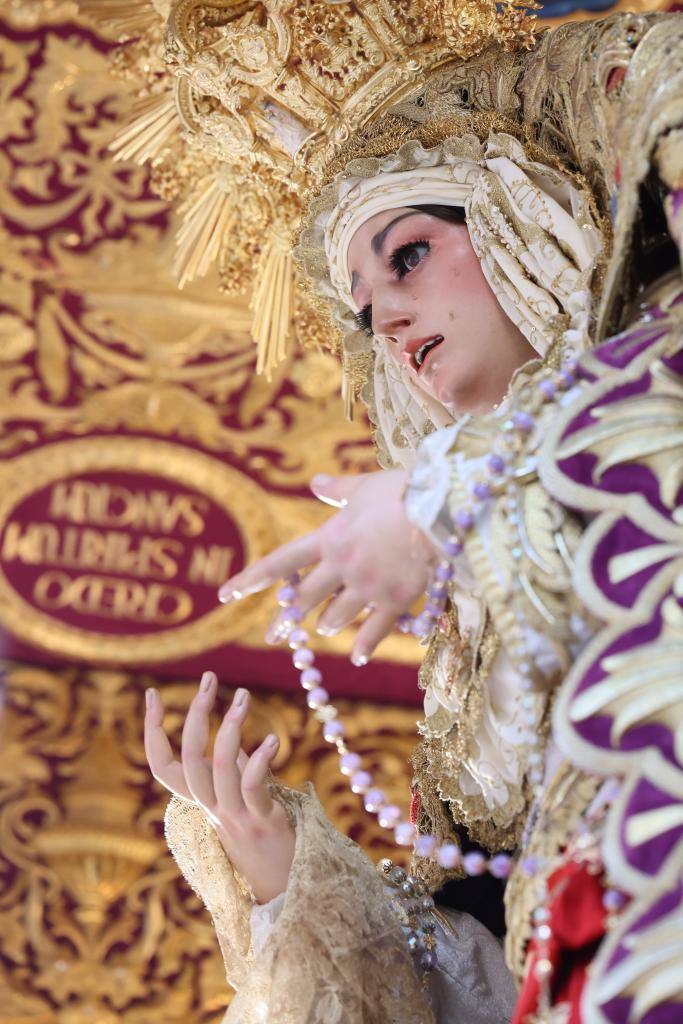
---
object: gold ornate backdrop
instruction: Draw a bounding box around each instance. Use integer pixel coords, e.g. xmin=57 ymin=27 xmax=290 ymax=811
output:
xmin=0 ymin=4 xmax=422 ymax=1020
xmin=0 ymin=664 xmax=418 ymax=1022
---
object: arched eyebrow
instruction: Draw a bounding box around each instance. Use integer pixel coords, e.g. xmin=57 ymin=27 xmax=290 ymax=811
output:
xmin=371 ymin=210 xmax=418 ymax=253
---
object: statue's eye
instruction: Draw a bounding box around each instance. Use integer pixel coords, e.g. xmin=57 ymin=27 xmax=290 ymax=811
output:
xmin=389 ymin=240 xmax=430 ymax=278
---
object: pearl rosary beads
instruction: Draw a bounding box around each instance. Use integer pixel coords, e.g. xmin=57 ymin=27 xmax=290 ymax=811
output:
xmin=268 ymin=354 xmax=611 ymax=982
xmin=278 ymin=573 xmax=514 ymax=880
xmin=278 ymin=360 xmax=581 ymax=875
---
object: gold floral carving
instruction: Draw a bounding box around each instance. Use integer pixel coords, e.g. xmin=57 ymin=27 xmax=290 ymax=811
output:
xmin=0 ymin=662 xmax=420 ymax=1020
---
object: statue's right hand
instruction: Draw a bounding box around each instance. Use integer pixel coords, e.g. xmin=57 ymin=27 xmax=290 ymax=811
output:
xmin=144 ymin=671 xmax=295 ymax=905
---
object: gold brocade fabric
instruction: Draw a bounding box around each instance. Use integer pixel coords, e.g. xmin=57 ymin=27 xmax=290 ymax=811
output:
xmin=165 ymin=787 xmax=434 ymax=1024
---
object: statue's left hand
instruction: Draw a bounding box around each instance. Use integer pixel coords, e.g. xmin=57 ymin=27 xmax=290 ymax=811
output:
xmin=218 ymin=470 xmax=437 ymax=665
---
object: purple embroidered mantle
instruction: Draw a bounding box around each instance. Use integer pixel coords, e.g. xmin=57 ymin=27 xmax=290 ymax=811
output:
xmin=540 ymin=285 xmax=683 ymax=1024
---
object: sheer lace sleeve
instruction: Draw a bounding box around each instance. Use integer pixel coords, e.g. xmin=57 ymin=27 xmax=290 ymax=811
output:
xmin=164 ymin=783 xmax=435 ymax=1024
xmin=164 ymin=794 xmax=254 ymax=990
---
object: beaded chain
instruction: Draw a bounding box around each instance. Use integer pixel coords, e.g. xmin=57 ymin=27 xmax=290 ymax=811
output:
xmin=279 ymin=575 xmax=515 ymax=878
xmin=378 ymin=860 xmax=439 ymax=984
xmin=276 ymin=358 xmax=581 ymax=876
xmin=273 ymin=354 xmax=627 ymax=982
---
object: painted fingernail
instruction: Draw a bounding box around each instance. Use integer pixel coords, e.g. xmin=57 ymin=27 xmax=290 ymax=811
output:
xmin=200 ymin=671 xmax=215 ymax=692
xmin=310 ymin=475 xmax=347 ymax=508
xmin=145 ymin=687 xmax=156 ymax=707
xmin=311 ymin=473 xmax=332 ymax=489
xmin=233 ymin=688 xmax=248 ymax=707
xmin=351 ymin=653 xmax=368 ymax=667
xmin=316 ymin=623 xmax=337 ymax=637
xmin=220 ymin=579 xmax=272 ymax=603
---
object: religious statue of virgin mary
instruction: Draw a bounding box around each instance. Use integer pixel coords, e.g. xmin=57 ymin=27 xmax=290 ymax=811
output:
xmin=85 ymin=2 xmax=683 ymax=1022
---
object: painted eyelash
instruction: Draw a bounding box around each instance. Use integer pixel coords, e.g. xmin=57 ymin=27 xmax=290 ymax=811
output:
xmin=389 ymin=239 xmax=430 ymax=278
xmin=354 ymin=304 xmax=373 ymax=336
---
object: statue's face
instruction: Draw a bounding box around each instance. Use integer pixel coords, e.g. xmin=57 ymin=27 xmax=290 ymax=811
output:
xmin=346 ymin=207 xmax=536 ymax=413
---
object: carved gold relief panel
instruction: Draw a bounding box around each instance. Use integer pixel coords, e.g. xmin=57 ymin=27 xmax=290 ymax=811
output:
xmin=0 ymin=664 xmax=419 ymax=1021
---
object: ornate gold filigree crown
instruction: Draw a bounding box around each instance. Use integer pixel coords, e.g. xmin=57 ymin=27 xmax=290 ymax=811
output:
xmin=80 ymin=0 xmax=539 ymax=376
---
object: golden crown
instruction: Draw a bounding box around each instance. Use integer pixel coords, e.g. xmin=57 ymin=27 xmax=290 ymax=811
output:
xmin=79 ymin=0 xmax=539 ymax=377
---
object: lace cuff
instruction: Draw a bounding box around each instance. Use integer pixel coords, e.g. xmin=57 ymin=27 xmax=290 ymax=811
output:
xmin=164 ymin=784 xmax=434 ymax=1024
xmin=164 ymin=796 xmax=254 ymax=990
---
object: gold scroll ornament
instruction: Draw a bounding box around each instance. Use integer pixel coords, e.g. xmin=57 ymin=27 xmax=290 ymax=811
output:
xmin=0 ymin=664 xmax=419 ymax=1021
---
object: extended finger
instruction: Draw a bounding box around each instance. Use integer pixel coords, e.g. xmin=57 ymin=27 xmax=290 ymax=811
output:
xmin=241 ymin=734 xmax=279 ymax=817
xmin=296 ymin=563 xmax=343 ymax=617
xmin=263 ymin=608 xmax=293 ymax=646
xmin=351 ymin=607 xmax=400 ymax=666
xmin=144 ymin=688 xmax=192 ymax=798
xmin=213 ymin=689 xmax=250 ymax=813
xmin=316 ymin=588 xmax=366 ymax=637
xmin=264 ymin=564 xmax=342 ymax=644
xmin=181 ymin=671 xmax=218 ymax=809
xmin=218 ymin=533 xmax=321 ymax=605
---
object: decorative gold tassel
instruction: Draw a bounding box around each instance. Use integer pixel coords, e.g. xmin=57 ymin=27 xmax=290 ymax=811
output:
xmin=250 ymin=228 xmax=293 ymax=379
xmin=109 ymin=91 xmax=179 ymax=166
xmin=77 ymin=0 xmax=158 ymax=38
xmin=173 ymin=176 xmax=237 ymax=289
xmin=341 ymin=351 xmax=371 ymax=420
xmin=342 ymin=359 xmax=355 ymax=420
